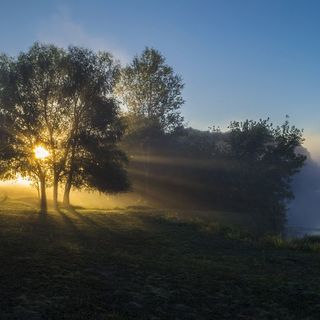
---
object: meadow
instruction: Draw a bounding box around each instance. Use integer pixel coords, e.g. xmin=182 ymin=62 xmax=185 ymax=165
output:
xmin=1 ymin=193 xmax=320 ymax=319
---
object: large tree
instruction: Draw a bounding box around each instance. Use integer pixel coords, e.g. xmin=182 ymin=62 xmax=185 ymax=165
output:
xmin=0 ymin=44 xmax=67 ymax=212
xmin=61 ymin=46 xmax=129 ymax=206
xmin=0 ymin=43 xmax=129 ymax=211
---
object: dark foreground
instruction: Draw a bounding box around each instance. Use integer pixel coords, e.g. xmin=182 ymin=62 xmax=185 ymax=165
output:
xmin=1 ymin=200 xmax=320 ymax=319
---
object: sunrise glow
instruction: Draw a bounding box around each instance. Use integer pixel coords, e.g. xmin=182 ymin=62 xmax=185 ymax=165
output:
xmin=34 ymin=146 xmax=49 ymax=160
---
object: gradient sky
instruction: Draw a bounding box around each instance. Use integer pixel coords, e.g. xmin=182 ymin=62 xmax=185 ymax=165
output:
xmin=0 ymin=0 xmax=319 ymax=160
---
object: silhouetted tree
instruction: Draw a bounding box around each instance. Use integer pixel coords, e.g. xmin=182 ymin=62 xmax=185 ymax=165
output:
xmin=61 ymin=46 xmax=128 ymax=206
xmin=0 ymin=44 xmax=67 ymax=212
xmin=226 ymin=118 xmax=306 ymax=230
xmin=115 ymin=48 xmax=185 ymax=192
xmin=63 ymin=96 xmax=129 ymax=204
xmin=115 ymin=47 xmax=184 ymax=135
xmin=0 ymin=43 xmax=129 ymax=211
xmin=125 ymin=118 xmax=306 ymax=232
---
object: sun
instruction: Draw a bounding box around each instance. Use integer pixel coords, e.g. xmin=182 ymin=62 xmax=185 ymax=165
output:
xmin=34 ymin=146 xmax=49 ymax=160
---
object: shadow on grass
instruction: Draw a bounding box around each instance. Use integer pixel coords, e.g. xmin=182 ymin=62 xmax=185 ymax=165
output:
xmin=67 ymin=206 xmax=100 ymax=227
xmin=56 ymin=209 xmax=81 ymax=235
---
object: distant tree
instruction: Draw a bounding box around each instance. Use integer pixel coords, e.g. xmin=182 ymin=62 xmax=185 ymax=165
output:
xmin=125 ymin=118 xmax=306 ymax=232
xmin=115 ymin=48 xmax=184 ymax=193
xmin=226 ymin=118 xmax=306 ymax=230
xmin=115 ymin=47 xmax=184 ymax=137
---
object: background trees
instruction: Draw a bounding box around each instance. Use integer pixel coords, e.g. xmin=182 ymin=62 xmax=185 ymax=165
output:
xmin=126 ymin=119 xmax=306 ymax=232
xmin=115 ymin=47 xmax=184 ymax=137
xmin=226 ymin=119 xmax=306 ymax=230
xmin=115 ymin=47 xmax=185 ymax=193
xmin=114 ymin=46 xmax=306 ymax=232
xmin=0 ymin=43 xmax=307 ymax=231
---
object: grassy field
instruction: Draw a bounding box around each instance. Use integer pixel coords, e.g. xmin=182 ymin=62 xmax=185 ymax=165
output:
xmin=1 ymin=197 xmax=320 ymax=319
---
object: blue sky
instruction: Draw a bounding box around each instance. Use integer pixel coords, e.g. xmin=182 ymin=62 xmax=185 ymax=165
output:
xmin=0 ymin=0 xmax=319 ymax=160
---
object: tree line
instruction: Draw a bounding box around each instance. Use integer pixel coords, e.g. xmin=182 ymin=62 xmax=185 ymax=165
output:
xmin=125 ymin=119 xmax=305 ymax=231
xmin=0 ymin=43 xmax=306 ymax=230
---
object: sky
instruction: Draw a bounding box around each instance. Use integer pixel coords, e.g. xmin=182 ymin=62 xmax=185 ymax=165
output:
xmin=0 ymin=0 xmax=319 ymax=161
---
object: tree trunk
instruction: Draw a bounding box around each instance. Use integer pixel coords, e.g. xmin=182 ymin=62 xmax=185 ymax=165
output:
xmin=63 ymin=144 xmax=76 ymax=208
xmin=36 ymin=183 xmax=40 ymax=200
xmin=53 ymin=172 xmax=59 ymax=210
xmin=63 ymin=177 xmax=72 ymax=207
xmin=39 ymin=175 xmax=47 ymax=214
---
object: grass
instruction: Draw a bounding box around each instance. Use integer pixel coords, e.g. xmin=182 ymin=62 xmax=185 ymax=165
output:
xmin=1 ymin=198 xmax=320 ymax=319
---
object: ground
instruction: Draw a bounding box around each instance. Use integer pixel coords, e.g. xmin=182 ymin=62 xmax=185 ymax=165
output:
xmin=0 ymin=197 xmax=320 ymax=319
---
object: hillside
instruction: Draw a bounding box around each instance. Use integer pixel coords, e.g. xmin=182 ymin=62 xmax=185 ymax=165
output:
xmin=1 ymin=198 xmax=320 ymax=319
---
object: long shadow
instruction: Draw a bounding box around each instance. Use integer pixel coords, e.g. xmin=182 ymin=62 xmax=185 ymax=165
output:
xmin=32 ymin=211 xmax=63 ymax=241
xmin=66 ymin=206 xmax=100 ymax=228
xmin=36 ymin=211 xmax=54 ymax=223
xmin=54 ymin=208 xmax=89 ymax=242
xmin=65 ymin=207 xmax=128 ymax=242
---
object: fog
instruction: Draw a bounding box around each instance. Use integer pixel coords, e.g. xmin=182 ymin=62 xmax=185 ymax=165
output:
xmin=0 ymin=183 xmax=142 ymax=210
xmin=1 ymin=146 xmax=319 ymax=235
xmin=288 ymin=148 xmax=320 ymax=233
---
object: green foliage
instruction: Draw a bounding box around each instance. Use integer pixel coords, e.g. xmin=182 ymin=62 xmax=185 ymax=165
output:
xmin=61 ymin=46 xmax=129 ymax=197
xmin=0 ymin=43 xmax=67 ymax=181
xmin=226 ymin=118 xmax=306 ymax=230
xmin=115 ymin=47 xmax=184 ymax=135
xmin=0 ymin=43 xmax=129 ymax=210
xmin=124 ymin=118 xmax=306 ymax=232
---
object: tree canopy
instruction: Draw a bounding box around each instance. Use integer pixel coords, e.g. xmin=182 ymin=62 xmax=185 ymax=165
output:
xmin=125 ymin=118 xmax=306 ymax=232
xmin=0 ymin=43 xmax=129 ymax=212
xmin=115 ymin=47 xmax=184 ymax=137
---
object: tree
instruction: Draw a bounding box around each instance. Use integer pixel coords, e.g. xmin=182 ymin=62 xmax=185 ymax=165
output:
xmin=62 ymin=96 xmax=130 ymax=205
xmin=123 ymin=117 xmax=305 ymax=232
xmin=115 ymin=48 xmax=185 ymax=194
xmin=0 ymin=43 xmax=130 ymax=211
xmin=61 ymin=46 xmax=129 ymax=206
xmin=0 ymin=43 xmax=67 ymax=212
xmin=115 ymin=47 xmax=184 ymax=135
xmin=226 ymin=118 xmax=306 ymax=230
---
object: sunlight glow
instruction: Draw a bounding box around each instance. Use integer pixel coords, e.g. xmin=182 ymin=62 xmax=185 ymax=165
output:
xmin=0 ymin=174 xmax=32 ymax=186
xmin=34 ymin=146 xmax=49 ymax=160
xmin=16 ymin=174 xmax=31 ymax=185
